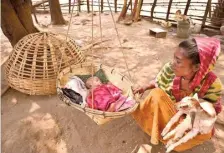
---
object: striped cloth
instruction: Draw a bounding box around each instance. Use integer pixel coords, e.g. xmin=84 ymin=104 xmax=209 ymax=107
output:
xmin=155 ymin=37 xmax=223 ymax=114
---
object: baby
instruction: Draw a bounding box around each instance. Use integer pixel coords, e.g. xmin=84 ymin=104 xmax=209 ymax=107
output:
xmin=85 ymin=76 xmax=103 ymax=89
xmin=86 ymin=76 xmax=135 ymax=112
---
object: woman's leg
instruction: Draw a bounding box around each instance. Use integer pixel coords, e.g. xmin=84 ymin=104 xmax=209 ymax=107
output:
xmin=132 ymin=88 xmax=177 ymax=145
xmin=132 ymin=88 xmax=212 ymax=152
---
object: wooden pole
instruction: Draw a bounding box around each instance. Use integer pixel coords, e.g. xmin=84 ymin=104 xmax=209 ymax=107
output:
xmin=140 ymin=0 xmax=143 ymax=10
xmin=134 ymin=0 xmax=143 ymax=22
xmin=78 ymin=0 xmax=81 ymax=12
xmin=184 ymin=0 xmax=191 ymax=15
xmin=130 ymin=0 xmax=132 ymax=13
xmin=126 ymin=0 xmax=131 ymax=16
xmin=202 ymin=0 xmax=211 ymax=29
xmin=117 ymin=0 xmax=128 ymax=21
xmin=166 ymin=0 xmax=173 ymax=21
xmin=101 ymin=0 xmax=103 ymax=12
xmin=132 ymin=0 xmax=138 ymax=18
xmin=87 ymin=0 xmax=90 ymax=13
xmin=151 ymin=0 xmax=157 ymax=19
xmin=69 ymin=0 xmax=71 ymax=13
xmin=115 ymin=0 xmax=117 ymax=12
xmin=208 ymin=1 xmax=212 ymax=18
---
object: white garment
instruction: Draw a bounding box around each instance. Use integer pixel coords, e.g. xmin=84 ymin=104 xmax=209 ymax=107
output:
xmin=65 ymin=76 xmax=88 ymax=106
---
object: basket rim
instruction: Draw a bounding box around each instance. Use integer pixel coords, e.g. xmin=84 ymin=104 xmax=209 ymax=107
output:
xmin=56 ymin=62 xmax=140 ymax=117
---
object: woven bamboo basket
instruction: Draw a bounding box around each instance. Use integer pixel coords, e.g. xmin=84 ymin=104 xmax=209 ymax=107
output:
xmin=5 ymin=32 xmax=85 ymax=95
xmin=57 ymin=63 xmax=140 ymax=125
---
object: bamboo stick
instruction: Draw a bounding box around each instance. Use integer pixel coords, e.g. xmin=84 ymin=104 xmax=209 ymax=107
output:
xmin=184 ymin=0 xmax=191 ymax=15
xmin=101 ymin=0 xmax=104 ymax=12
xmin=134 ymin=0 xmax=143 ymax=22
xmin=151 ymin=0 xmax=157 ymax=19
xmin=115 ymin=0 xmax=117 ymax=12
xmin=69 ymin=0 xmax=71 ymax=13
xmin=117 ymin=0 xmax=128 ymax=21
xmin=166 ymin=0 xmax=173 ymax=21
xmin=78 ymin=0 xmax=81 ymax=12
xmin=87 ymin=0 xmax=90 ymax=13
xmin=130 ymin=0 xmax=132 ymax=13
xmin=202 ymin=0 xmax=212 ymax=29
xmin=80 ymin=38 xmax=112 ymax=51
xmin=131 ymin=0 xmax=138 ymax=18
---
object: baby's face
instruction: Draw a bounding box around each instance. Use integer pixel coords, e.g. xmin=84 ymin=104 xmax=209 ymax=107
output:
xmin=92 ymin=77 xmax=102 ymax=87
xmin=86 ymin=76 xmax=102 ymax=89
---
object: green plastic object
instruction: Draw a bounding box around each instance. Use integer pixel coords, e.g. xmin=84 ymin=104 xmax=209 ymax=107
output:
xmin=76 ymin=69 xmax=109 ymax=83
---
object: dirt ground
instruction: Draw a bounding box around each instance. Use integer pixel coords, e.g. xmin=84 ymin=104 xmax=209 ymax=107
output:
xmin=1 ymin=12 xmax=224 ymax=153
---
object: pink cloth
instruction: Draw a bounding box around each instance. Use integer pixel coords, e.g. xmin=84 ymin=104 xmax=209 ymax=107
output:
xmin=87 ymin=83 xmax=135 ymax=111
xmin=114 ymin=96 xmax=136 ymax=111
xmin=190 ymin=37 xmax=220 ymax=90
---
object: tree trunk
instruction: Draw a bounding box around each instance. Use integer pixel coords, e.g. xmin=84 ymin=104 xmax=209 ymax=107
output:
xmin=1 ymin=0 xmax=39 ymax=46
xmin=48 ymin=0 xmax=66 ymax=25
xmin=131 ymin=0 xmax=138 ymax=19
xmin=118 ymin=0 xmax=143 ymax=23
xmin=117 ymin=0 xmax=128 ymax=22
xmin=133 ymin=0 xmax=143 ymax=22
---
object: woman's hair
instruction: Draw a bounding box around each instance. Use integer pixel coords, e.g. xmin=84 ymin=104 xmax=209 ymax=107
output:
xmin=178 ymin=38 xmax=200 ymax=65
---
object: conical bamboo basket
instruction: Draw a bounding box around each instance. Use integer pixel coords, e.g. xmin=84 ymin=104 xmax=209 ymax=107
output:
xmin=5 ymin=32 xmax=85 ymax=95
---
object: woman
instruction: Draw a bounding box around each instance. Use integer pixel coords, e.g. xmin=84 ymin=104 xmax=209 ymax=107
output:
xmin=133 ymin=37 xmax=223 ymax=152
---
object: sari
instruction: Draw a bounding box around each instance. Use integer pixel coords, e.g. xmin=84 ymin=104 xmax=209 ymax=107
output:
xmin=132 ymin=37 xmax=223 ymax=152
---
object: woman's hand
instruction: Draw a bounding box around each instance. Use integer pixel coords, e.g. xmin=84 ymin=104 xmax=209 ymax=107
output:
xmin=133 ymin=87 xmax=146 ymax=94
xmin=133 ymin=80 xmax=156 ymax=95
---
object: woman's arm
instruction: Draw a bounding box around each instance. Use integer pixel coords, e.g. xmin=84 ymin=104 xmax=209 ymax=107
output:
xmin=134 ymin=62 xmax=175 ymax=95
xmin=133 ymin=80 xmax=156 ymax=94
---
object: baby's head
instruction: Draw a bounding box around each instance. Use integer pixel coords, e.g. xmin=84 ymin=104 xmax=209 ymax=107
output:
xmin=86 ymin=76 xmax=102 ymax=89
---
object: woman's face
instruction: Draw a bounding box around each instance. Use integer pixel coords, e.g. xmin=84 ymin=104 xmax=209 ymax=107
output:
xmin=172 ymin=47 xmax=199 ymax=77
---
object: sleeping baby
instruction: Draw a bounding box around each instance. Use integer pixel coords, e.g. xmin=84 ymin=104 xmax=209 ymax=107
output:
xmin=85 ymin=76 xmax=135 ymax=112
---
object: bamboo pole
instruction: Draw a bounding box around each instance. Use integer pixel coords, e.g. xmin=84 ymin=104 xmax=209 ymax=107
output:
xmin=202 ymin=0 xmax=212 ymax=29
xmin=130 ymin=0 xmax=132 ymax=13
xmin=184 ymin=0 xmax=191 ymax=15
xmin=101 ymin=0 xmax=104 ymax=12
xmin=69 ymin=0 xmax=71 ymax=13
xmin=78 ymin=0 xmax=81 ymax=12
xmin=132 ymin=0 xmax=138 ymax=18
xmin=117 ymin=0 xmax=128 ymax=21
xmin=115 ymin=0 xmax=117 ymax=12
xmin=166 ymin=0 xmax=173 ymax=21
xmin=144 ymin=1 xmax=215 ymax=4
xmin=87 ymin=0 xmax=90 ymax=13
xmin=208 ymin=1 xmax=212 ymax=18
xmin=134 ymin=0 xmax=143 ymax=22
xmin=151 ymin=0 xmax=157 ymax=19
